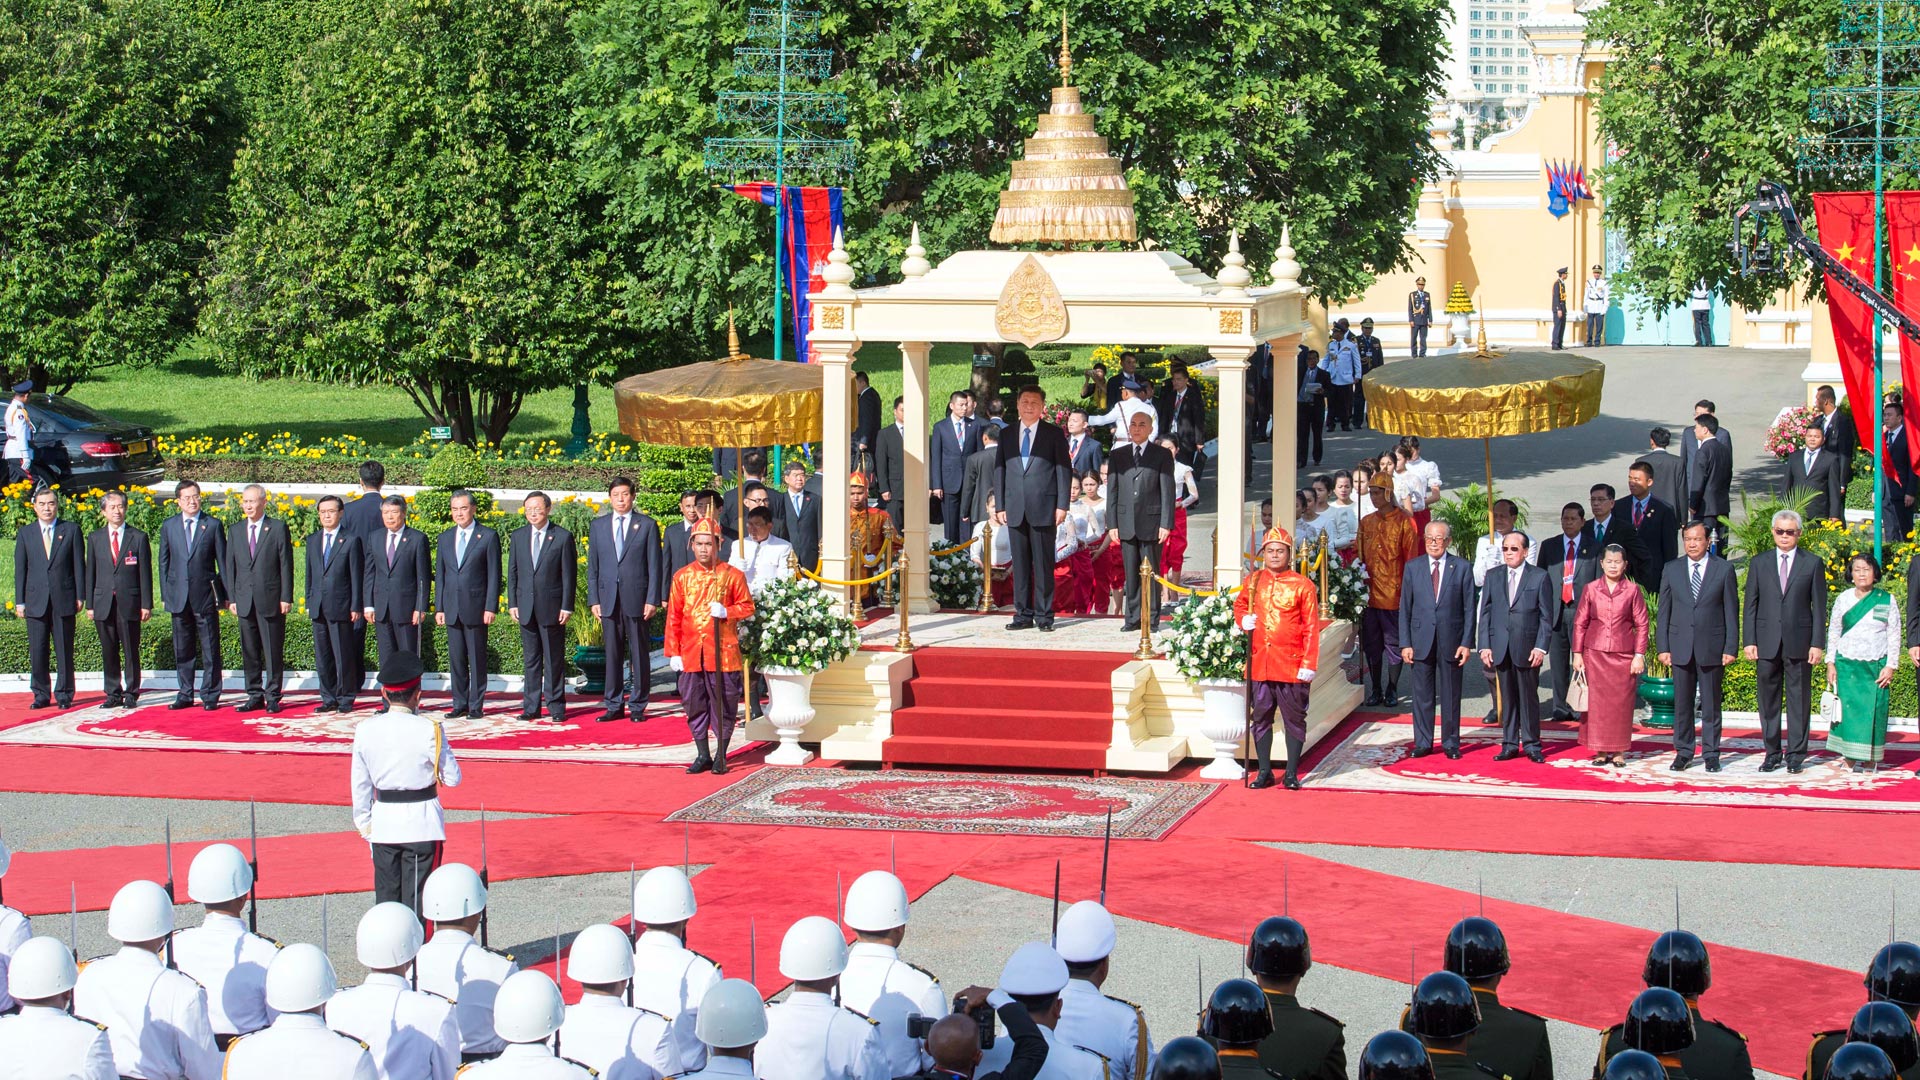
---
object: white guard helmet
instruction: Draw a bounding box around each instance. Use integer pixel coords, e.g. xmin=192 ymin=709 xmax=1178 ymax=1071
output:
xmin=265 ymin=943 xmax=338 ymax=1013
xmin=780 ymin=916 xmax=848 ymax=981
xmin=843 ymin=870 xmax=910 ymax=933
xmin=7 ymin=936 xmax=79 ymax=1000
xmin=493 ymin=970 xmax=567 ymax=1045
xmin=420 ymin=863 xmax=488 ymax=923
xmin=696 ymin=978 xmax=769 ymax=1048
xmin=356 ymin=902 xmax=425 ymax=969
xmin=187 ymin=843 xmax=254 ymax=905
xmin=567 ymin=923 xmax=636 ymax=985
xmin=106 ymin=880 xmax=176 ymax=943
xmin=633 ymin=866 xmax=697 ymax=924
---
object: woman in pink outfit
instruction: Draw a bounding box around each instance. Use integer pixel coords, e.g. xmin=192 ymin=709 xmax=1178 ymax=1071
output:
xmin=1571 ymin=545 xmax=1649 ymax=765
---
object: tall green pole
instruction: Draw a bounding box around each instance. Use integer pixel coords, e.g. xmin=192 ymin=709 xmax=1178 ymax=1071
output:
xmin=771 ymin=0 xmax=791 ymax=365
xmin=1873 ymin=0 xmax=1888 ymax=561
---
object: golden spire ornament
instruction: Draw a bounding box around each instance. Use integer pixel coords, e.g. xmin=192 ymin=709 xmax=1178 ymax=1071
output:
xmin=1060 ymin=10 xmax=1072 ymax=85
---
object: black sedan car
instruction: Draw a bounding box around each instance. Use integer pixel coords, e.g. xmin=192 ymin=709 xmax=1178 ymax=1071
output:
xmin=0 ymin=394 xmax=164 ymax=490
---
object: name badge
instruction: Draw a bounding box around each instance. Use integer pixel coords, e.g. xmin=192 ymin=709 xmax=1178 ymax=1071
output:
xmin=124 ymin=555 xmax=139 ymax=566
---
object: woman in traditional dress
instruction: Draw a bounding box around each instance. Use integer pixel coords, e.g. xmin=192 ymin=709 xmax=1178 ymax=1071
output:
xmin=1826 ymin=554 xmax=1901 ymax=771
xmin=1570 ymin=544 xmax=1648 ymax=766
xmin=1314 ymin=474 xmax=1359 ymax=558
xmin=1072 ymin=471 xmax=1120 ymax=614
xmin=1295 ymin=490 xmax=1325 ymax=551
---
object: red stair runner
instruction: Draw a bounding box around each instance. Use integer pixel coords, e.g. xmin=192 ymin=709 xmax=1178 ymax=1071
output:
xmin=882 ymin=647 xmax=1129 ymax=770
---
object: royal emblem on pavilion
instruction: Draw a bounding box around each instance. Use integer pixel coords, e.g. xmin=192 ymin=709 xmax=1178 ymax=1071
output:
xmin=994 ymin=254 xmax=1070 ymax=346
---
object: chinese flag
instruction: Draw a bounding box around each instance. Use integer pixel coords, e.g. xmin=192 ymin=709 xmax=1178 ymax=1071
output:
xmin=1884 ymin=191 xmax=1920 ymax=469
xmin=1812 ymin=192 xmax=1881 ymax=452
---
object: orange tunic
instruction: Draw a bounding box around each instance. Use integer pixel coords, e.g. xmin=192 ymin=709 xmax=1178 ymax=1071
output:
xmin=663 ymin=561 xmax=755 ymax=673
xmin=1234 ymin=569 xmax=1320 ymax=682
xmin=851 ymin=506 xmax=894 ymax=603
xmin=1357 ymin=508 xmax=1418 ymax=611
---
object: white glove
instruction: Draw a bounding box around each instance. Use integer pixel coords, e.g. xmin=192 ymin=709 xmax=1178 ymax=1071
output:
xmin=1239 ymin=614 xmax=1257 ymax=631
xmin=1296 ymin=667 xmax=1316 ymax=681
xmin=669 ymin=656 xmax=685 ymax=672
xmin=709 ymin=601 xmax=728 ymax=619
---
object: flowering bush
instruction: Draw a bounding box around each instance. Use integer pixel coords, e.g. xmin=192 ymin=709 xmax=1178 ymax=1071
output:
xmin=739 ymin=577 xmax=860 ymax=674
xmin=1321 ymin=561 xmax=1371 ymax=624
xmin=928 ymin=549 xmax=984 ymax=609
xmin=1166 ymin=592 xmax=1248 ymax=682
xmin=1764 ymin=406 xmax=1822 ymax=458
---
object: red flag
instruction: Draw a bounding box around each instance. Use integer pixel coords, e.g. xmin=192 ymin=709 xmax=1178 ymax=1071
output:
xmin=1884 ymin=191 xmax=1920 ymax=469
xmin=1812 ymin=193 xmax=1881 ymax=452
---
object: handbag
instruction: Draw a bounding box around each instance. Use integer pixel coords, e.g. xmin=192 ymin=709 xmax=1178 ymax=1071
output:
xmin=1566 ymin=669 xmax=1589 ymax=713
xmin=1820 ymin=689 xmax=1842 ymax=726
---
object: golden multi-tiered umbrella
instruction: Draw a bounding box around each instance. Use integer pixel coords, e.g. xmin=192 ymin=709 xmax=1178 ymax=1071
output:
xmin=988 ymin=16 xmax=1137 ymax=245
xmin=612 ymin=316 xmax=823 ymax=450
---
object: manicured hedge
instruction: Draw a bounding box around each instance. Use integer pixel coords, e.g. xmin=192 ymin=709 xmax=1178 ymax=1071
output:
xmin=0 ymin=611 xmax=530 ymax=675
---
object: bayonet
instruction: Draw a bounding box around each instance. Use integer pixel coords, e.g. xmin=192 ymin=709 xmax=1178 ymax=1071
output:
xmin=750 ymin=917 xmax=758 ymax=985
xmin=247 ymin=800 xmax=260 ymax=935
xmin=163 ymin=817 xmax=176 ymax=969
xmin=1098 ymin=807 xmax=1112 ymax=906
xmin=479 ymin=806 xmax=491 ymax=948
xmin=69 ymin=883 xmax=77 ymax=954
xmin=1050 ymin=860 xmax=1061 ymax=948
xmin=321 ymin=893 xmax=330 ymax=956
xmin=627 ymin=862 xmax=638 ymax=1006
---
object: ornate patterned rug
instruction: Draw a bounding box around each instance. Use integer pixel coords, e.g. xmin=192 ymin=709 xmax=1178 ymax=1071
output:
xmin=664 ymin=768 xmax=1218 ymax=838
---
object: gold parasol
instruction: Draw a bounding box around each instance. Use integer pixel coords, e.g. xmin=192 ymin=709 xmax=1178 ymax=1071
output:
xmin=613 ymin=318 xmax=824 ymax=447
xmin=1363 ymin=351 xmax=1604 ymax=441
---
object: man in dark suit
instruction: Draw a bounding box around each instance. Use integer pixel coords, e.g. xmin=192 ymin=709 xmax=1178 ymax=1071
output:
xmin=361 ymin=494 xmax=431 ymax=700
xmin=993 ymin=385 xmax=1074 ymax=630
xmin=225 ymin=484 xmax=295 ymax=712
xmin=1478 ymin=532 xmax=1554 ymax=762
xmin=717 ymin=448 xmax=769 ymax=542
xmin=1535 ymin=503 xmax=1601 ymax=722
xmin=1156 ymin=367 xmax=1208 ymax=476
xmin=1634 ymin=428 xmax=1687 ymax=533
xmin=1882 ymin=401 xmax=1917 ymax=543
xmin=340 ymin=460 xmax=387 ymax=541
xmin=1106 ymin=412 xmax=1175 ymax=632
xmin=1623 ymin=462 xmax=1679 ymax=574
xmin=773 ymin=462 xmax=821 ymax=573
xmin=1680 ymin=404 xmax=1733 ymax=529
xmin=159 ymin=479 xmax=226 ymax=710
xmin=1398 ymin=521 xmax=1477 ymax=759
xmin=961 ymin=426 xmax=1000 ymax=530
xmin=588 ymin=475 xmax=665 ymax=722
xmin=1814 ymin=384 xmax=1854 ymax=475
xmin=509 ymin=491 xmax=576 ymax=722
xmin=1065 ymin=409 xmax=1102 ymax=476
xmin=929 ymin=390 xmax=980 ymax=544
xmin=1657 ymin=522 xmax=1739 ymax=771
xmin=1586 ymin=483 xmax=1654 ymax=591
xmin=305 ymin=495 xmax=365 ymax=713
xmin=662 ymin=490 xmax=700 ymax=579
xmin=1105 ymin=352 xmax=1141 ymax=409
xmin=433 ymin=490 xmax=501 ymax=719
xmin=14 ymin=488 xmax=84 ymax=709
xmin=1296 ymin=347 xmax=1325 ymax=467
xmin=86 ymin=491 xmax=152 ymax=708
xmin=852 ymin=371 xmax=881 ymax=475
xmin=1786 ymin=422 xmax=1847 ymax=521
xmin=872 ymin=396 xmax=907 ymax=535
xmin=1743 ymin=510 xmax=1827 ymax=772
xmin=1688 ymin=414 xmax=1732 ymax=551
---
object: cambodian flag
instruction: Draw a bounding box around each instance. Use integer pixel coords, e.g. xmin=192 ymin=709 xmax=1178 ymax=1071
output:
xmin=1570 ymin=162 xmax=1592 ymax=201
xmin=729 ymin=184 xmax=846 ymax=363
xmin=1546 ymin=161 xmax=1569 ymax=219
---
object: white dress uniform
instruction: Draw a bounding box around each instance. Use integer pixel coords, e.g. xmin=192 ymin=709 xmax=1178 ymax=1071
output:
xmin=729 ymin=534 xmax=795 ymax=591
xmin=0 ymin=1003 xmax=117 ymax=1080
xmin=222 ymin=1011 xmax=377 ymax=1080
xmin=415 ymin=928 xmax=518 ymax=1057
xmin=753 ymin=990 xmax=888 ymax=1080
xmin=72 ymin=946 xmax=224 ymax=1080
xmin=453 ymin=1042 xmax=596 ymax=1078
xmin=976 ymin=1023 xmax=1109 ymax=1080
xmin=837 ymin=942 xmax=944 ymax=1078
xmin=1056 ymin=980 xmax=1147 ymax=1080
xmin=559 ymin=993 xmax=678 ymax=1080
xmin=630 ymin=930 xmax=720 ymax=1075
xmin=171 ymin=911 xmax=281 ymax=1038
xmin=351 ymin=703 xmax=462 ymax=843
xmin=0 ymin=902 xmax=29 ymax=1013
xmin=324 ymin=971 xmax=461 ymax=1080
xmin=681 ymin=1054 xmax=757 ymax=1080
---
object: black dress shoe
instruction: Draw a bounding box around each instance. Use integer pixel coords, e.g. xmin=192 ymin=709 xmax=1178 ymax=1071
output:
xmin=169 ymin=697 xmax=195 ymax=711
xmin=1704 ymin=758 xmax=1721 ymax=773
xmin=446 ymin=709 xmax=468 ymax=720
xmin=56 ymin=698 xmax=72 ymax=709
xmin=1493 ymin=748 xmax=1520 ymax=761
xmin=1410 ymin=747 xmax=1432 ymax=759
xmin=711 ymin=756 xmax=729 ymax=776
xmin=1120 ymin=621 xmax=1140 ymax=633
xmin=1670 ymin=755 xmax=1693 ymax=772
xmin=104 ymin=694 xmax=123 ymax=708
xmin=1445 ymin=748 xmax=1462 ymax=760
xmin=1526 ymin=749 xmax=1545 ymax=764
xmin=122 ymin=694 xmax=140 ymax=709
xmin=202 ymin=702 xmax=220 ymax=711
xmin=686 ymin=755 xmax=713 ymax=775
xmin=1759 ymin=756 xmax=1784 ymax=772
xmin=1282 ymin=775 xmax=1302 ymax=790
xmin=1248 ymin=772 xmax=1276 ymax=789
xmin=596 ymin=710 xmax=621 ymax=723
xmin=1479 ymin=713 xmax=1500 ymax=725
xmin=1005 ymin=618 xmax=1034 ymax=631
xmin=1788 ymin=760 xmax=1806 ymax=774
xmin=1038 ymin=621 xmax=1055 ymax=632
xmin=628 ymin=711 xmax=647 ymax=722
xmin=237 ymin=700 xmax=265 ymax=713
xmin=520 ymin=712 xmax=541 ymax=722
xmin=29 ymin=699 xmax=49 ymax=710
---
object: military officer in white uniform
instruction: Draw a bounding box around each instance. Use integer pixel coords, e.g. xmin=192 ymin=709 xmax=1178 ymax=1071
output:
xmin=172 ymin=843 xmax=280 ymax=1047
xmin=839 ymin=870 xmax=944 ymax=1078
xmin=453 ymin=971 xmax=594 ymax=1078
xmin=0 ymin=935 xmax=116 ymax=1079
xmin=350 ymin=651 xmax=462 ymax=914
xmin=756 ymin=916 xmax=888 ymax=1080
xmin=415 ymin=862 xmax=518 ymax=1062
xmin=222 ymin=944 xmax=376 ymax=1080
xmin=72 ymin=880 xmax=223 ymax=1080
xmin=325 ymin=902 xmax=460 ymax=1080
xmin=1054 ymin=902 xmax=1150 ymax=1080
xmin=631 ymin=865 xmax=720 ymax=1074
xmin=976 ymin=943 xmax=1109 ymax=1080
xmin=686 ymin=980 xmax=767 ymax=1080
xmin=0 ymin=833 xmax=30 ymax=1016
xmin=560 ymin=923 xmax=678 ymax=1080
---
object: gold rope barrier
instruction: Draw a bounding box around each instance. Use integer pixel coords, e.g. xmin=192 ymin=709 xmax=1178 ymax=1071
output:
xmin=931 ymin=536 xmax=980 ymax=557
xmin=1151 ymin=574 xmax=1243 ymax=597
xmin=795 ymin=564 xmax=900 ymax=588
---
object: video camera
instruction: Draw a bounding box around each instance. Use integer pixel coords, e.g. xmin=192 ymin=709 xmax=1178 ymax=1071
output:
xmin=906 ymin=993 xmax=996 ymax=1049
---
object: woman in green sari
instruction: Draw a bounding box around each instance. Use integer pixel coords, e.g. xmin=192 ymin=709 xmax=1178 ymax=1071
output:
xmin=1825 ymin=554 xmax=1901 ymax=770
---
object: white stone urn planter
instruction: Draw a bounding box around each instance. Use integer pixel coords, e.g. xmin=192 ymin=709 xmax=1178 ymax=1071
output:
xmin=760 ymin=665 xmax=817 ymax=766
xmin=1194 ymin=677 xmax=1249 ymax=780
xmin=1447 ymin=311 xmax=1471 ymax=347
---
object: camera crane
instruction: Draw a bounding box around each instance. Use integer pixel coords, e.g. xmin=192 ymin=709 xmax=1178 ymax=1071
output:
xmin=1731 ymin=179 xmax=1920 ymax=345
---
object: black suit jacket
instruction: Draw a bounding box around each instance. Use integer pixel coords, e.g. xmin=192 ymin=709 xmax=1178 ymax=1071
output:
xmin=854 ymin=386 xmax=881 ymax=454
xmin=224 ymin=516 xmax=295 ymax=618
xmin=1742 ymin=548 xmax=1828 ymax=658
xmin=1477 ymin=563 xmax=1555 ymax=663
xmin=587 ymin=512 xmax=665 ymax=616
xmin=1106 ymin=441 xmax=1175 ymax=541
xmin=662 ymin=519 xmax=696 ymax=578
xmin=85 ymin=526 xmax=152 ymax=616
xmin=340 ymin=492 xmax=387 ymax=542
xmin=961 ymin=446 xmax=998 ymax=524
xmin=1535 ymin=531 xmax=1602 ymax=624
xmin=773 ymin=489 xmax=821 ymax=573
xmin=1656 ymin=556 xmax=1739 ymax=666
xmin=719 ymin=480 xmax=768 ymax=542
xmin=873 ymin=424 xmax=907 ymax=501
xmin=993 ymin=421 xmax=1073 ymax=527
xmin=14 ymin=518 xmax=85 ymax=619
xmin=1816 ymin=408 xmax=1855 ymax=475
xmin=1398 ymin=552 xmax=1478 ymax=659
xmin=1883 ymin=427 xmax=1918 ymax=508
xmin=508 ymin=524 xmax=576 ymax=626
xmin=305 ymin=530 xmax=365 ymax=622
xmin=434 ymin=524 xmax=502 ymax=627
xmin=929 ymin=415 xmax=979 ymax=494
xmin=1623 ymin=496 xmax=1679 ymax=571
xmin=1680 ymin=430 xmax=1733 ymax=508
xmin=159 ymin=513 xmax=226 ymax=614
xmin=1065 ymin=432 xmax=1103 ymax=476
xmin=1786 ymin=447 xmax=1847 ymax=520
xmin=1585 ymin=513 xmax=1655 ymax=591
xmin=1689 ymin=437 xmax=1731 ymax=520
xmin=1634 ymin=450 xmax=1687 ymax=526
xmin=1155 ymin=386 xmax=1207 ymax=449
xmin=363 ymin=526 xmax=431 ymax=619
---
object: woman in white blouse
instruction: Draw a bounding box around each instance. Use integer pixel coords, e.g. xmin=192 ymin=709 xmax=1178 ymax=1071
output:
xmin=1312 ymin=474 xmax=1359 ymax=555
xmin=1295 ymin=490 xmax=1325 ymax=550
xmin=1070 ymin=471 xmax=1118 ymax=613
xmin=1826 ymin=554 xmax=1902 ymax=770
xmin=1159 ymin=435 xmax=1201 ymax=585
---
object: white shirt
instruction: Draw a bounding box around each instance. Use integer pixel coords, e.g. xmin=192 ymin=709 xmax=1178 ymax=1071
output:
xmin=630 ymin=930 xmax=721 ymax=1075
xmin=1319 ymin=505 xmax=1359 ymax=552
xmin=221 ymin=1012 xmax=377 ymax=1080
xmin=837 ymin=942 xmax=946 ymax=1078
xmin=559 ymin=994 xmax=678 ymax=1080
xmin=454 ymin=1041 xmax=595 ymax=1079
xmin=1172 ymin=462 xmax=1197 ymax=509
xmin=413 ymin=927 xmax=517 ymax=1055
xmin=1403 ymin=458 xmax=1441 ymax=504
xmin=1689 ymin=284 xmax=1712 ymax=311
xmin=171 ymin=911 xmax=281 ymax=1036
xmin=730 ymin=534 xmax=796 ymax=592
xmin=72 ymin=946 xmax=223 ymax=1080
xmin=324 ymin=971 xmax=459 ymax=1080
xmin=977 ymin=1020 xmax=1109 ymax=1080
xmin=349 ymin=703 xmax=462 ymax=843
xmin=754 ymin=990 xmax=890 ymax=1080
xmin=972 ymin=520 xmax=1013 ymax=569
xmin=0 ymin=1003 xmax=116 ymax=1080
xmin=1056 ymin=979 xmax=1148 ymax=1080
xmin=4 ymin=399 xmax=30 ymax=462
xmin=1585 ymin=277 xmax=1610 ymax=313
xmin=1055 ymin=520 xmax=1080 ymax=561
xmin=1085 ymin=398 xmax=1158 ymax=441
xmin=1472 ymin=531 xmax=1535 ymax=587
xmin=0 ymin=904 xmax=29 ymax=1013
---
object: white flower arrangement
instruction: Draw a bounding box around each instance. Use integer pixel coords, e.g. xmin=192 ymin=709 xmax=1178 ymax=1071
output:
xmin=928 ymin=549 xmax=984 ymax=609
xmin=1321 ymin=561 xmax=1370 ymax=624
xmin=739 ymin=577 xmax=861 ymax=674
xmin=1167 ymin=592 xmax=1249 ymax=682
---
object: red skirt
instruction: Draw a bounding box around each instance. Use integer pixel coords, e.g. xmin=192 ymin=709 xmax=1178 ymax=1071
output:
xmin=1165 ymin=505 xmax=1190 ymax=578
xmin=1053 ymin=552 xmax=1087 ymax=614
xmin=1092 ymin=542 xmax=1123 ymax=608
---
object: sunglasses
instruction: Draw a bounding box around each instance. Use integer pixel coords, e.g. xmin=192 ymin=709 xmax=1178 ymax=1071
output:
xmin=1774 ymin=527 xmax=1800 ymax=536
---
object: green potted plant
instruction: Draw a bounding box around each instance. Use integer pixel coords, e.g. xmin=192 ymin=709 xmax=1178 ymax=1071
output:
xmin=1166 ymin=592 xmax=1251 ymax=779
xmin=570 ymin=547 xmax=605 ymax=694
xmin=739 ymin=576 xmax=860 ymax=765
xmin=1638 ymin=587 xmax=1675 ymax=729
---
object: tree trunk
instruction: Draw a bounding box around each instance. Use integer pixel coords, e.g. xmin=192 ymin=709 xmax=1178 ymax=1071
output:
xmin=478 ymin=388 xmax=524 ymax=447
xmin=969 ymin=342 xmax=1005 ymax=413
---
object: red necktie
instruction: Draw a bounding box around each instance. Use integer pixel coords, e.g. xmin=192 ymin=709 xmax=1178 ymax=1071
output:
xmin=1431 ymin=559 xmax=1441 ymax=599
xmin=1562 ymin=549 xmax=1575 ymax=604
xmin=1633 ymin=501 xmax=1645 ymax=526
xmin=110 ymin=529 xmax=119 ymax=562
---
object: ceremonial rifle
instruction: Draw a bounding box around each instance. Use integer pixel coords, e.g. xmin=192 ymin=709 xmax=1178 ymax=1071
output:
xmin=69 ymin=883 xmax=77 ymax=954
xmin=1098 ymin=807 xmax=1112 ymax=905
xmin=750 ymin=918 xmax=758 ymax=986
xmin=247 ymin=800 xmax=260 ymax=935
xmin=479 ymin=806 xmax=491 ymax=948
xmin=836 ymin=871 xmax=844 ymax=925
xmin=320 ymin=893 xmax=330 ymax=956
xmin=1049 ymin=860 xmax=1061 ymax=948
xmin=627 ymin=862 xmax=638 ymax=1006
xmin=163 ymin=817 xmax=176 ymax=969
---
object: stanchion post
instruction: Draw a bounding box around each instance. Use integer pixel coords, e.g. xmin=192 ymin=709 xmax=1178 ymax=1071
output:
xmin=1318 ymin=535 xmax=1331 ymax=600
xmin=1134 ymin=557 xmax=1156 ymax=661
xmin=894 ymin=551 xmax=915 ymax=652
xmin=977 ymin=520 xmax=994 ymax=613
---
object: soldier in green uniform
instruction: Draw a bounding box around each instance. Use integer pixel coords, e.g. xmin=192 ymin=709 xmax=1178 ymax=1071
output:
xmin=1809 ymin=944 xmax=1920 ymax=1080
xmin=1155 ymin=1037 xmax=1223 ymax=1080
xmin=1807 ymin=1003 xmax=1920 ymax=1080
xmin=1246 ymin=917 xmax=1344 ymax=1080
xmin=1595 ymin=932 xmax=1750 ymax=1080
xmin=1408 ymin=972 xmax=1493 ymax=1080
xmin=1363 ymin=1031 xmax=1437 ymax=1080
xmin=1597 ymin=989 xmax=1695 ymax=1080
xmin=1826 ymin=1044 xmax=1901 ymax=1080
xmin=1443 ymin=918 xmax=1552 ymax=1080
xmin=1202 ymin=979 xmax=1279 ymax=1080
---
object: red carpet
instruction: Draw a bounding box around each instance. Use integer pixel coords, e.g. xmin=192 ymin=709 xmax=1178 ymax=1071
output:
xmin=883 ymin=648 xmax=1127 ymax=770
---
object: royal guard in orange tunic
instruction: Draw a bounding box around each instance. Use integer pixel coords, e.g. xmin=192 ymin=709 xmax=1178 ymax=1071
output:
xmin=1233 ymin=527 xmax=1320 ymax=790
xmin=663 ymin=517 xmax=755 ymax=774
xmin=848 ymin=472 xmax=894 ymax=608
xmin=1357 ymin=473 xmax=1419 ymax=708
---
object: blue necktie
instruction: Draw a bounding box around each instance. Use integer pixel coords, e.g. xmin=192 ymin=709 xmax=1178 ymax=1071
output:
xmin=323 ymin=533 xmax=333 ymax=567
xmin=1020 ymin=427 xmax=1032 ymax=462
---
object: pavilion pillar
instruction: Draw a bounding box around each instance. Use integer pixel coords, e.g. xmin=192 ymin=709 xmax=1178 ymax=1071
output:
xmin=1273 ymin=348 xmax=1296 ymax=540
xmin=816 ymin=346 xmax=858 ymax=607
xmin=1211 ymin=346 xmax=1249 ymax=590
xmin=899 ymin=341 xmax=933 ymax=613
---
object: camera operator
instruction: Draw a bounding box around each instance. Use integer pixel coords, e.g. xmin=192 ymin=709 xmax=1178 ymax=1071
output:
xmin=974 ymin=943 xmax=1108 ymax=1080
xmin=916 ymin=985 xmax=1048 ymax=1080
